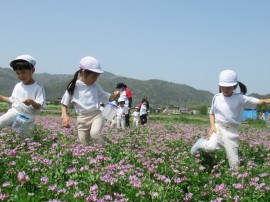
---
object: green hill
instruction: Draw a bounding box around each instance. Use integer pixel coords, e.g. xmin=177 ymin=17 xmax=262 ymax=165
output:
xmin=0 ymin=67 xmax=220 ymax=109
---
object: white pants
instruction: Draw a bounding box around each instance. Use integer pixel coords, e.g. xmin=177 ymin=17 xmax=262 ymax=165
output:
xmin=77 ymin=111 xmax=105 ymax=146
xmin=133 ymin=118 xmax=139 ymax=127
xmin=0 ymin=108 xmax=35 ymax=137
xmin=110 ymin=117 xmax=117 ymax=128
xmin=116 ymin=116 xmax=126 ymax=129
xmin=201 ymin=123 xmax=239 ymax=168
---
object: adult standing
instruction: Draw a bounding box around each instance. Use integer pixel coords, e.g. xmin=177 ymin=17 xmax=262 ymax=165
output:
xmin=116 ymin=82 xmax=132 ymax=127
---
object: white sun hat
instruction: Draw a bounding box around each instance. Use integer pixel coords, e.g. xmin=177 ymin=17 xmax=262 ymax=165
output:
xmin=10 ymin=54 xmax=36 ymax=68
xmin=219 ymin=70 xmax=238 ymax=87
xmin=79 ymin=56 xmax=104 ymax=73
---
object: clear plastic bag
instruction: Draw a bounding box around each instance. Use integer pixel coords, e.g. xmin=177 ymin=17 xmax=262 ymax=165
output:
xmin=101 ymin=102 xmax=118 ymax=121
xmin=12 ymin=113 xmax=30 ymax=134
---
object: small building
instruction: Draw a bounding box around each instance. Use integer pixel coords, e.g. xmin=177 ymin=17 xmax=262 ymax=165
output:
xmin=163 ymin=106 xmax=193 ymax=114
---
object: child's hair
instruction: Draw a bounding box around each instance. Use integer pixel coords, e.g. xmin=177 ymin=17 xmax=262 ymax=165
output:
xmin=66 ymin=69 xmax=95 ymax=95
xmin=219 ymin=81 xmax=247 ymax=95
xmin=12 ymin=61 xmax=34 ymax=71
xmin=237 ymin=81 xmax=247 ymax=95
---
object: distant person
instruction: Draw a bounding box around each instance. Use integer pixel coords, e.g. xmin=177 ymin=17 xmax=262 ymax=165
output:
xmin=0 ymin=55 xmax=46 ymax=137
xmin=137 ymin=97 xmax=150 ymax=113
xmin=191 ymin=69 xmax=270 ymax=168
xmin=143 ymin=96 xmax=150 ymax=111
xmin=258 ymin=111 xmax=265 ymax=120
xmin=139 ymin=100 xmax=148 ymax=125
xmin=132 ymin=107 xmax=140 ymax=127
xmin=61 ymin=56 xmax=119 ymax=147
xmin=116 ymin=98 xmax=129 ymax=129
xmin=116 ymin=82 xmax=132 ymax=127
xmin=262 ymin=112 xmax=266 ymax=121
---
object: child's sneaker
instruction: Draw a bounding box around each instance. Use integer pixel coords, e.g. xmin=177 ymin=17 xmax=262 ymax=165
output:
xmin=191 ymin=138 xmax=205 ymax=155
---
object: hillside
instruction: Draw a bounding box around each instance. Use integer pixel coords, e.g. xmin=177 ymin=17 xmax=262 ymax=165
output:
xmin=0 ymin=67 xmax=238 ymax=109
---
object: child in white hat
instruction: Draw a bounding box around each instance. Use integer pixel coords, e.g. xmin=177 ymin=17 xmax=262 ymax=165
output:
xmin=116 ymin=98 xmax=129 ymax=129
xmin=132 ymin=107 xmax=140 ymax=127
xmin=61 ymin=56 xmax=119 ymax=147
xmin=191 ymin=69 xmax=270 ymax=168
xmin=0 ymin=55 xmax=46 ymax=137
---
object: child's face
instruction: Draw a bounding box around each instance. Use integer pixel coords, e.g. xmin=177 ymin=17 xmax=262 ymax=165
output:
xmin=220 ymin=86 xmax=234 ymax=97
xmin=81 ymin=71 xmax=100 ymax=85
xmin=15 ymin=68 xmax=35 ymax=85
xmin=119 ymin=101 xmax=125 ymax=106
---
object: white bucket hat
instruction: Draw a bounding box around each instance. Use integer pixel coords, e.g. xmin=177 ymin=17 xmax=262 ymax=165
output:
xmin=219 ymin=70 xmax=238 ymax=87
xmin=10 ymin=54 xmax=36 ymax=68
xmin=79 ymin=56 xmax=104 ymax=73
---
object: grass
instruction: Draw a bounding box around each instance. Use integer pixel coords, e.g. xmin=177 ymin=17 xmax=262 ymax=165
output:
xmin=0 ymin=113 xmax=269 ymax=201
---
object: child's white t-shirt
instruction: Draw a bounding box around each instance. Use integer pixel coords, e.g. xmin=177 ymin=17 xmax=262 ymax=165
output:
xmin=9 ymin=82 xmax=46 ymax=115
xmin=116 ymin=106 xmax=128 ymax=117
xmin=210 ymin=92 xmax=259 ymax=125
xmin=132 ymin=111 xmax=140 ymax=120
xmin=61 ymin=80 xmax=110 ymax=115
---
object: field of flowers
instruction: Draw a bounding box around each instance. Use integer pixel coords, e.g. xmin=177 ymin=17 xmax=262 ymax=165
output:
xmin=0 ymin=114 xmax=270 ymax=201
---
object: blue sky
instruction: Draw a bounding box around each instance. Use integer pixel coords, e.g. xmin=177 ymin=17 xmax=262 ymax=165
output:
xmin=1 ymin=0 xmax=269 ymax=95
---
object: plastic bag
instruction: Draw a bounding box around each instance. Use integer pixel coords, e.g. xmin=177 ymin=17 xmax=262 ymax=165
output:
xmin=101 ymin=102 xmax=118 ymax=121
xmin=12 ymin=113 xmax=30 ymax=134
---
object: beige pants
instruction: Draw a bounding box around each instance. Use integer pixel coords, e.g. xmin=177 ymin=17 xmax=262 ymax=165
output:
xmin=201 ymin=123 xmax=239 ymax=168
xmin=77 ymin=111 xmax=105 ymax=146
xmin=133 ymin=118 xmax=139 ymax=127
xmin=116 ymin=115 xmax=126 ymax=129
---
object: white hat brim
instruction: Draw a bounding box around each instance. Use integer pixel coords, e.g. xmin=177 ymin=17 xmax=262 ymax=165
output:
xmin=219 ymin=82 xmax=238 ymax=87
xmin=87 ymin=68 xmax=104 ymax=73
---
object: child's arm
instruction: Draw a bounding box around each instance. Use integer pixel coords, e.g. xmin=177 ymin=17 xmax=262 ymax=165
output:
xmin=257 ymin=99 xmax=270 ymax=105
xmin=208 ymin=113 xmax=216 ymax=137
xmin=22 ymin=98 xmax=42 ymax=110
xmin=109 ymin=91 xmax=120 ymax=101
xmin=0 ymin=95 xmax=11 ymax=103
xmin=61 ymin=104 xmax=71 ymax=128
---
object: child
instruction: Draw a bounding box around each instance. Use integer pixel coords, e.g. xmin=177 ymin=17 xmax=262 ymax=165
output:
xmin=191 ymin=69 xmax=270 ymax=168
xmin=132 ymin=107 xmax=140 ymax=127
xmin=115 ymin=82 xmax=132 ymax=127
xmin=61 ymin=56 xmax=119 ymax=147
xmin=0 ymin=55 xmax=46 ymax=136
xmin=116 ymin=98 xmax=129 ymax=129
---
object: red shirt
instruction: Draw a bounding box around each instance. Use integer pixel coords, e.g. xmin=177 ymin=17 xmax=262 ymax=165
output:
xmin=125 ymin=88 xmax=132 ymax=99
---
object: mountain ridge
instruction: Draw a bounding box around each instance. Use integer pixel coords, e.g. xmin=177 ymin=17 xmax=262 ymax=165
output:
xmin=1 ymin=67 xmax=269 ymax=109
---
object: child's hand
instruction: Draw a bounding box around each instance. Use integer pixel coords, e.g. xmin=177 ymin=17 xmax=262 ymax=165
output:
xmin=114 ymin=91 xmax=120 ymax=98
xmin=62 ymin=116 xmax=71 ymax=128
xmin=208 ymin=126 xmax=216 ymax=138
xmin=22 ymin=98 xmax=33 ymax=106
